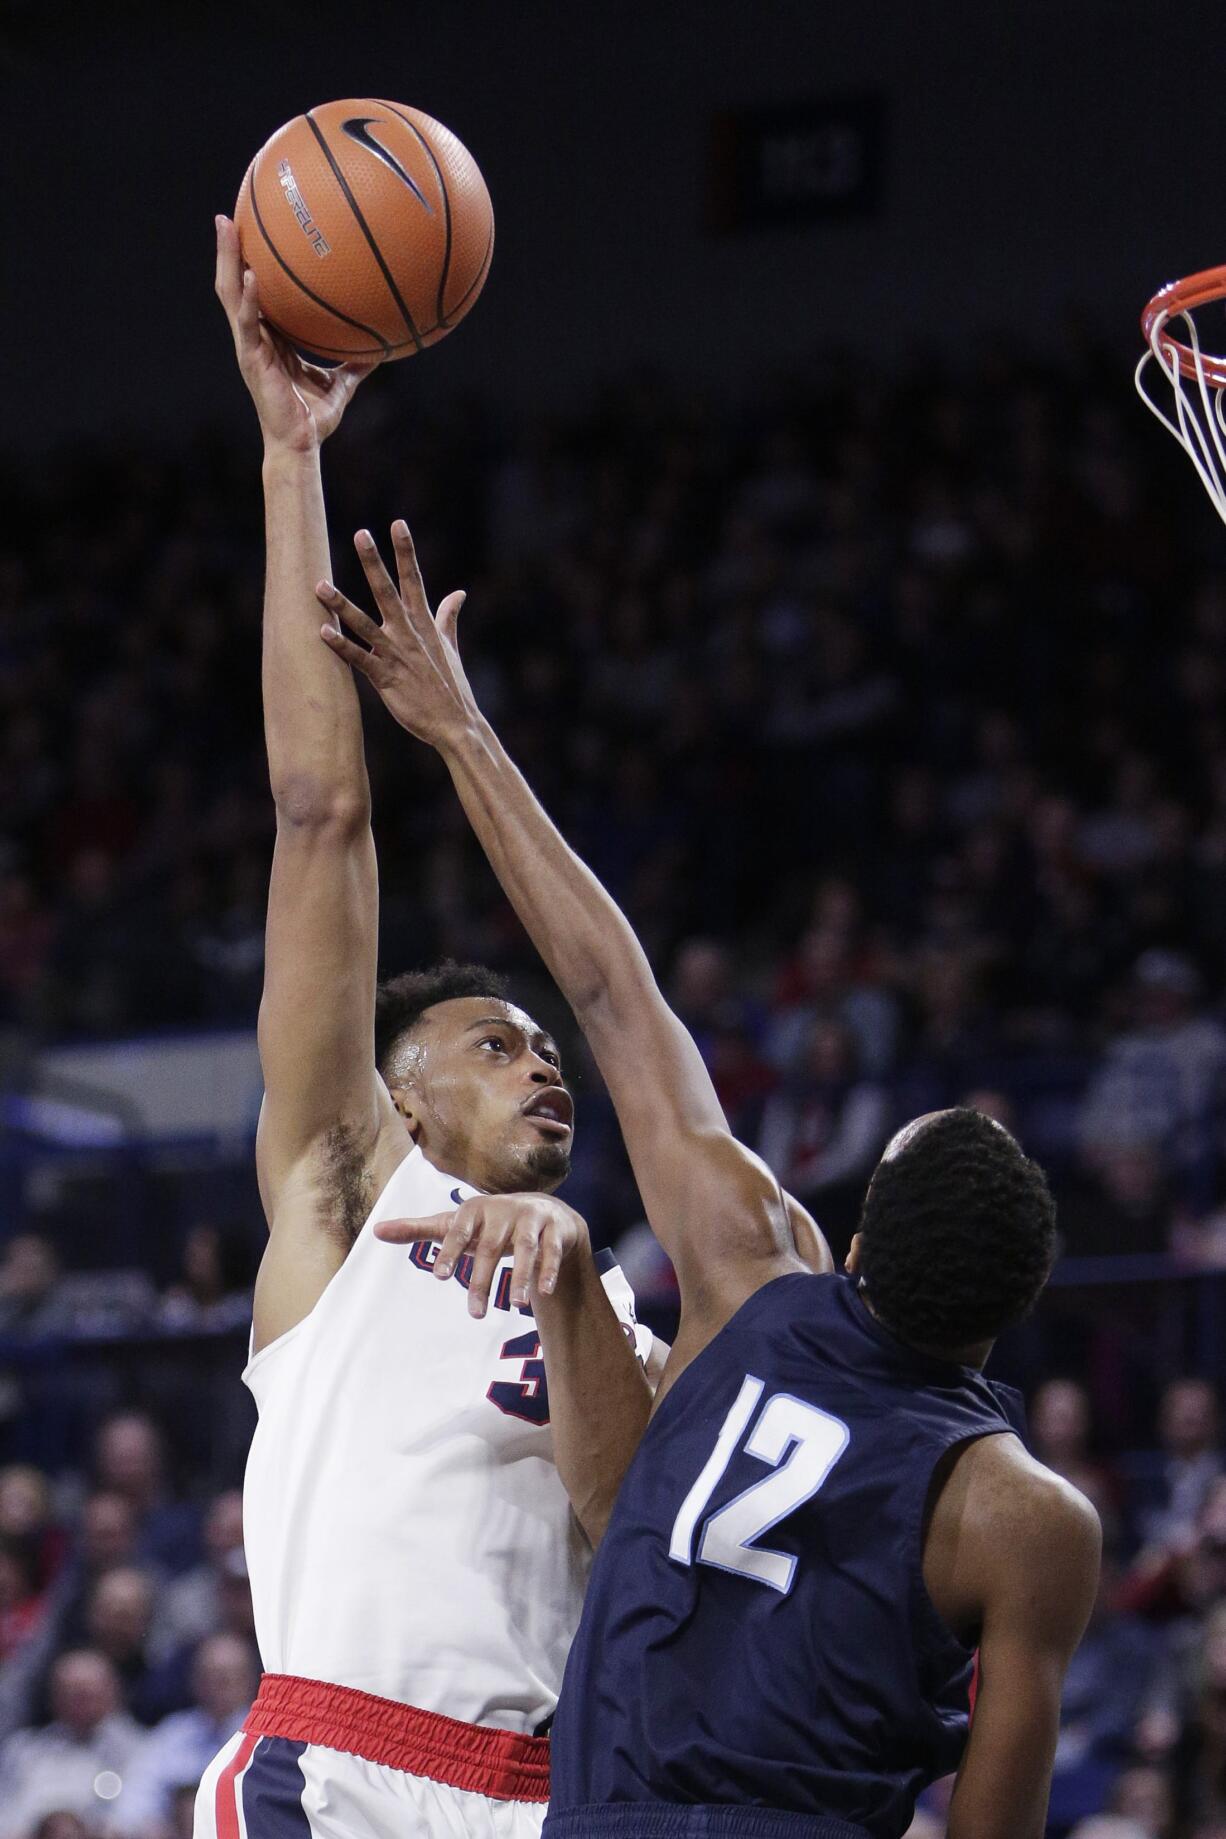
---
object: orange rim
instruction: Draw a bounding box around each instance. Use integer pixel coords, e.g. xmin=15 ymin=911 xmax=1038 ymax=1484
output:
xmin=1142 ymin=264 xmax=1226 ymax=388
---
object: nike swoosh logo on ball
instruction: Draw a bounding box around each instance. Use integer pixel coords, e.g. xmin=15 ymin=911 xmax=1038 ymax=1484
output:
xmin=341 ymin=117 xmax=433 ymax=213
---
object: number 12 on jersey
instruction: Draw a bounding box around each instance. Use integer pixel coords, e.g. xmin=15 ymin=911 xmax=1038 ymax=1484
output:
xmin=669 ymin=1374 xmax=849 ymax=1595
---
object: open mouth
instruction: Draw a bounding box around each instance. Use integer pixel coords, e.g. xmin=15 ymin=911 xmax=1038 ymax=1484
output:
xmin=522 ymin=1089 xmax=575 ymax=1135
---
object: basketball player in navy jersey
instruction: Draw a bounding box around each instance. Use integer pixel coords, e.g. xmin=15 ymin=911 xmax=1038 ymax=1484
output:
xmin=316 ymin=525 xmax=1102 ymax=1839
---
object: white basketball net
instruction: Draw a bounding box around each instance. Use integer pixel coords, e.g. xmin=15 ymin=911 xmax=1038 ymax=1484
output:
xmin=1136 ymin=303 xmax=1226 ymax=524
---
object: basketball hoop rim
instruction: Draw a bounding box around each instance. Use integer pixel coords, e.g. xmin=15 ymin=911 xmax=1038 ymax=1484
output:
xmin=1142 ymin=265 xmax=1226 ymax=388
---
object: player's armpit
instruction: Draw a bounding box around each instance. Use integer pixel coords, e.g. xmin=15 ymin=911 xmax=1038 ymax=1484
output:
xmin=941 ymin=1448 xmax=1101 ymax=1839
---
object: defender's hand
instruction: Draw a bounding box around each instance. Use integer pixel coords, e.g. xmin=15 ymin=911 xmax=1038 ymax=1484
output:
xmin=214 ymin=215 xmax=377 ymax=453
xmin=316 ymin=521 xmax=478 ymax=749
xmin=376 ymin=1195 xmax=589 ymax=1318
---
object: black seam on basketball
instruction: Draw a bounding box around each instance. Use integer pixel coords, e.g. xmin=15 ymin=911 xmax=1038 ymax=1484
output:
xmin=414 ymin=219 xmax=494 ymax=339
xmin=305 ymin=110 xmax=423 ymax=352
xmin=377 ymin=101 xmax=453 ymax=328
xmin=413 ymin=229 xmax=494 ymax=342
xmin=439 ymin=218 xmax=494 ymax=326
xmin=249 ymin=177 xmax=391 ymax=356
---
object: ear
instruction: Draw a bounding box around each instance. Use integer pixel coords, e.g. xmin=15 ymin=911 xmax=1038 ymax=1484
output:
xmin=844 ymin=1231 xmax=864 ymax=1276
xmin=386 ymin=1083 xmax=423 ymax=1144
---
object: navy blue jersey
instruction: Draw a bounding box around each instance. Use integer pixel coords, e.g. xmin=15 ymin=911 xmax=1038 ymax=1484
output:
xmin=546 ymin=1273 xmax=1023 ymax=1839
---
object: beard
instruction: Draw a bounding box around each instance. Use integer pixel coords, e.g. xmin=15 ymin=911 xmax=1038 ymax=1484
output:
xmin=489 ymin=1134 xmax=573 ymax=1194
xmin=523 ymin=1137 xmax=572 ymax=1186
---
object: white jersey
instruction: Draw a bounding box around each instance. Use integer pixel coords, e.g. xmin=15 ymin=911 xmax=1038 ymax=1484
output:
xmin=242 ymin=1145 xmax=648 ymax=1733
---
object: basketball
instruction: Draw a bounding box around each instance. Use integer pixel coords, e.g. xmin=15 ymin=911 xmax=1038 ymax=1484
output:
xmin=234 ymin=99 xmax=494 ymax=364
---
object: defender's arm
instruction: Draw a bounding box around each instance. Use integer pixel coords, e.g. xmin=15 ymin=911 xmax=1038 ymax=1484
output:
xmin=376 ymin=1197 xmax=652 ymax=1545
xmin=317 ymin=531 xmax=825 ymax=1334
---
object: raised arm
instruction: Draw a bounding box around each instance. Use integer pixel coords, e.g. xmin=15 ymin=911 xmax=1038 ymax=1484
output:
xmin=316 ymin=527 xmax=816 ymax=1335
xmin=214 ymin=219 xmax=396 ymax=1350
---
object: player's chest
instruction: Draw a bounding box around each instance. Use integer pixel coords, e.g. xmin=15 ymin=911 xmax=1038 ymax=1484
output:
xmin=364 ymin=1237 xmax=554 ymax=1432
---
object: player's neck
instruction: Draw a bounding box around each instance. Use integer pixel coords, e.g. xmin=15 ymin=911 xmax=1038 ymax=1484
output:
xmin=416 ymin=1139 xmax=484 ymax=1193
xmin=857 ymin=1283 xmax=993 ymax=1371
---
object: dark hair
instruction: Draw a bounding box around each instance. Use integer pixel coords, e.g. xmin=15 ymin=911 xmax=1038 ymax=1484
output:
xmin=375 ymin=961 xmax=511 ymax=1080
xmin=857 ymin=1108 xmax=1057 ymax=1350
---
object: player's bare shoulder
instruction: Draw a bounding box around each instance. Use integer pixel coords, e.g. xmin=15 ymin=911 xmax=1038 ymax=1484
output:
xmin=924 ymin=1430 xmax=1102 ymax=1644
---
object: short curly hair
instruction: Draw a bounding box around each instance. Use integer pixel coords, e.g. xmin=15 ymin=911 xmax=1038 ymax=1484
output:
xmin=857 ymin=1107 xmax=1057 ymax=1350
xmin=375 ymin=961 xmax=511 ymax=1081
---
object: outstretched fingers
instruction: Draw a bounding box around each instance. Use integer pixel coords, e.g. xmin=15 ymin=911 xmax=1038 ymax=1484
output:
xmin=353 ymin=529 xmax=405 ymax=625
xmin=316 ymin=582 xmax=382 ymax=646
xmin=390 ymin=520 xmax=430 ymax=620
xmin=436 ymin=590 xmax=467 ymax=650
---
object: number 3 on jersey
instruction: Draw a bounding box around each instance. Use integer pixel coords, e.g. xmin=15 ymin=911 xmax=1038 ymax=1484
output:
xmin=670 ymin=1374 xmax=849 ymax=1594
xmin=487 ymin=1330 xmax=550 ymax=1425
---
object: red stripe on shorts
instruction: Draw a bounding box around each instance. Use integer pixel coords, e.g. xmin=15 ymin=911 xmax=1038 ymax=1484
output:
xmin=245 ymin=1672 xmax=551 ymax=1802
xmin=216 ymin=1728 xmax=260 ymax=1839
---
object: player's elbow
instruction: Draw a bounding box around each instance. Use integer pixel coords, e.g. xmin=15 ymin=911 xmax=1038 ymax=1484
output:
xmin=271 ymin=773 xmax=371 ymax=835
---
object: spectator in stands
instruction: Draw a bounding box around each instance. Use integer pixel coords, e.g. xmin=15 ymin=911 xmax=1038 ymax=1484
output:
xmin=1121 ymin=1474 xmax=1226 ymax=1624
xmin=1031 ymin=1379 xmax=1120 ymax=1537
xmin=1047 ymin=1553 xmax=1161 ymax=1831
xmin=1062 ymin=1144 xmax=1177 ymax=1259
xmin=154 ymin=1226 xmax=256 ymax=1335
xmin=51 ymin=1491 xmax=142 ymax=1653
xmin=767 ymin=922 xmax=900 ymax=1082
xmin=148 ymin=1491 xmax=242 ymax=1664
xmin=92 ymin=1415 xmax=199 ymax=1578
xmin=0 ymin=1649 xmax=141 ymax=1838
xmin=1173 ymin=1598 xmax=1226 ymax=1831
xmin=0 ymin=1237 xmax=73 ymax=1340
xmin=82 ymin=1568 xmax=162 ymax=1722
xmin=1080 ymin=951 xmax=1226 ymax=1213
xmin=107 ymin=1631 xmax=256 ymax=1837
xmin=667 ymin=939 xmax=775 ymax=1137
xmin=0 ymin=1465 xmax=65 ymax=1594
xmin=0 ymin=1536 xmax=49 ymax=1663
xmin=756 ymin=1014 xmax=889 ymax=1257
xmin=34 ymin=1817 xmax=91 ymax=1839
xmin=147 ymin=1548 xmax=254 ymax=1717
xmin=1138 ymin=1379 xmax=1224 ymax=1552
xmin=1109 ymin=1763 xmax=1175 ymax=1839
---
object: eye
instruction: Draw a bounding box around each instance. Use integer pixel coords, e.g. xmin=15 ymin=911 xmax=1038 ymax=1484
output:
xmin=479 ymin=1035 xmax=507 ymax=1054
xmin=540 ymin=1050 xmax=560 ymax=1069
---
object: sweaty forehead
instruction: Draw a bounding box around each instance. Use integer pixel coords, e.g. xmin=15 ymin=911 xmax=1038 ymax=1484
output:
xmin=417 ymin=996 xmax=550 ymax=1049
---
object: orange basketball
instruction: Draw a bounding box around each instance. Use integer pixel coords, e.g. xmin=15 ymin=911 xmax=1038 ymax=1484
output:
xmin=234 ymin=99 xmax=494 ymax=363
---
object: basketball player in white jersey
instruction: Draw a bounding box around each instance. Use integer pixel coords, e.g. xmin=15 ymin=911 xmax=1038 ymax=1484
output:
xmin=196 ymin=220 xmax=656 ymax=1839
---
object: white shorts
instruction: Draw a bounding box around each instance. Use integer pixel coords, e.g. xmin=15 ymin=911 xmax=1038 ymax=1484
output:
xmin=195 ymin=1675 xmax=550 ymax=1839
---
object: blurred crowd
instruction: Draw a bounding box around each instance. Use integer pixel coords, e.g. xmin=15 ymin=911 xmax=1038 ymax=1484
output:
xmin=5 ymin=331 xmax=1226 ymax=1259
xmin=6 ymin=329 xmax=1226 ymax=1831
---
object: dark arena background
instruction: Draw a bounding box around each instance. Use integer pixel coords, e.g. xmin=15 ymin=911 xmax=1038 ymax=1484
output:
xmin=7 ymin=2 xmax=1226 ymax=1833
